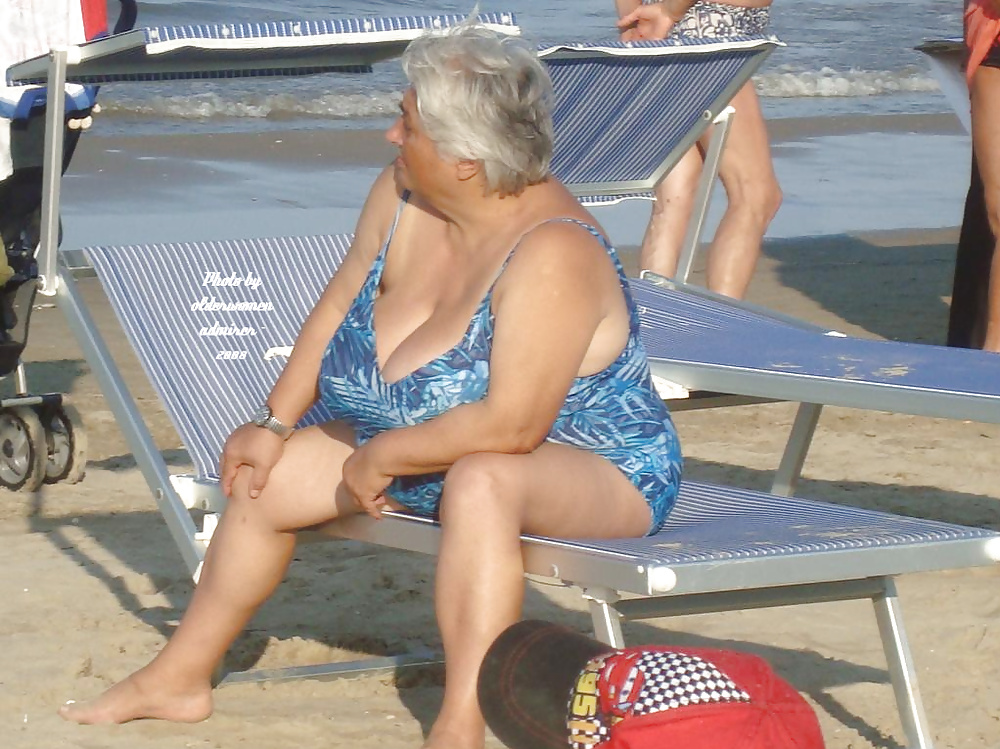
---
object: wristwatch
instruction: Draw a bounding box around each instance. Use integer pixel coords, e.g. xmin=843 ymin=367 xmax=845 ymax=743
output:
xmin=251 ymin=404 xmax=293 ymax=440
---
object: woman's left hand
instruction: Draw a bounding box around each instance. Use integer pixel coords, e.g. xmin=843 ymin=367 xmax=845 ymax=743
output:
xmin=341 ymin=440 xmax=393 ymax=519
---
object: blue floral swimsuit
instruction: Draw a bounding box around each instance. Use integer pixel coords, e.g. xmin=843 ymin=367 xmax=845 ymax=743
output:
xmin=318 ymin=203 xmax=682 ymax=535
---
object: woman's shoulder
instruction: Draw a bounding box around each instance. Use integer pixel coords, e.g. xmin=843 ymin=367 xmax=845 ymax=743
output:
xmin=516 ymin=211 xmax=612 ymax=264
xmin=494 ymin=213 xmax=618 ymax=306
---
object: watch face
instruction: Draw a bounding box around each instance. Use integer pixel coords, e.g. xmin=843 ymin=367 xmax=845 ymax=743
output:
xmin=252 ymin=405 xmax=271 ymax=426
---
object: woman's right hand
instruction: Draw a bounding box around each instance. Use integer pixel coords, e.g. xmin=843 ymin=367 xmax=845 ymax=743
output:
xmin=220 ymin=423 xmax=287 ymax=499
xmin=616 ymin=2 xmax=680 ymax=41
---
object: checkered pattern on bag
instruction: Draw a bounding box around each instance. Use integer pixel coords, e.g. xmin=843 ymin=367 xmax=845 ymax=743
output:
xmin=629 ymin=651 xmax=751 ymax=714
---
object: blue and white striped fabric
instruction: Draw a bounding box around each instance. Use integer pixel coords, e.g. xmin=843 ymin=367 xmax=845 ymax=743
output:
xmin=86 ymin=235 xmax=351 ymax=479
xmin=564 ymin=480 xmax=997 ymax=569
xmin=7 ymin=13 xmax=519 ymax=84
xmin=631 ymin=278 xmax=1000 ymax=413
xmin=542 ymin=37 xmax=778 ymax=198
xmin=86 ymin=235 xmax=998 ymax=572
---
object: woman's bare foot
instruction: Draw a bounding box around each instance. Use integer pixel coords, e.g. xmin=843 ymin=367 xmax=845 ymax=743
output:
xmin=421 ymin=721 xmax=485 ymax=749
xmin=58 ymin=670 xmax=213 ymax=725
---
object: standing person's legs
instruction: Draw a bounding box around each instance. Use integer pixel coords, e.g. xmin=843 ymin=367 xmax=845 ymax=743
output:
xmin=947 ymin=150 xmax=992 ymax=349
xmin=59 ymin=422 xmax=364 ymax=725
xmin=639 ymin=146 xmax=704 ymax=278
xmin=971 ymin=65 xmax=1000 ymax=352
xmin=423 ymin=444 xmax=653 ymax=749
xmin=702 ymin=81 xmax=781 ymax=298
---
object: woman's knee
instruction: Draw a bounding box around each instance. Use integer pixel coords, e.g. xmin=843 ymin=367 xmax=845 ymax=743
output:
xmin=439 ymin=453 xmax=524 ymax=524
xmin=723 ymin=169 xmax=782 ymax=224
xmin=224 ymin=468 xmax=326 ymax=534
xmin=224 ymin=467 xmax=277 ymax=522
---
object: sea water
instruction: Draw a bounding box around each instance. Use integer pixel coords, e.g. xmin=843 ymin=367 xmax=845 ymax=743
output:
xmin=93 ymin=0 xmax=964 ymax=135
xmin=59 ymin=0 xmax=971 ymax=242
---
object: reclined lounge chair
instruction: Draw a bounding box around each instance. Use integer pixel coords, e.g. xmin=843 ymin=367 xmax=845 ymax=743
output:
xmin=69 ymin=232 xmax=1000 ymax=749
xmin=636 ymin=274 xmax=1000 ymax=497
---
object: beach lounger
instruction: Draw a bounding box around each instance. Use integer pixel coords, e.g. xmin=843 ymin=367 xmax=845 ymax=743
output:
xmin=60 ymin=233 xmax=999 ymax=749
xmin=916 ymin=39 xmax=969 ymax=133
xmin=636 ymin=274 xmax=1000 ymax=496
xmin=541 ymin=36 xmax=780 ymax=281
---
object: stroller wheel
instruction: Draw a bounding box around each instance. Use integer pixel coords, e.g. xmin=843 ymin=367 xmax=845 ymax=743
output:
xmin=42 ymin=404 xmax=87 ymax=484
xmin=0 ymin=406 xmax=46 ymax=491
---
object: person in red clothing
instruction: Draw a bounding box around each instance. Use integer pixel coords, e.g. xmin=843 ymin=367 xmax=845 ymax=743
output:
xmin=951 ymin=0 xmax=1000 ymax=351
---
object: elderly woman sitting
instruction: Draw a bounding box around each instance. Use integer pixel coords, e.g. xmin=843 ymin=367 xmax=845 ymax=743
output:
xmin=59 ymin=23 xmax=683 ymax=749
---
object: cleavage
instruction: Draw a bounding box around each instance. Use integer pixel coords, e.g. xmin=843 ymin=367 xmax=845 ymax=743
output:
xmin=372 ymin=283 xmax=487 ymax=385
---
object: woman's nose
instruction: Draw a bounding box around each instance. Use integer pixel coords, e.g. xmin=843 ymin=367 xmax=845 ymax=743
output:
xmin=386 ymin=117 xmax=402 ymax=146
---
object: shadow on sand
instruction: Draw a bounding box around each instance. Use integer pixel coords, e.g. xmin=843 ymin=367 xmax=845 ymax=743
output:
xmin=25 ymin=454 xmax=998 ymax=749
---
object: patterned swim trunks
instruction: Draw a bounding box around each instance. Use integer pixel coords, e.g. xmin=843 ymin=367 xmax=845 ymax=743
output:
xmin=669 ymin=1 xmax=770 ymax=39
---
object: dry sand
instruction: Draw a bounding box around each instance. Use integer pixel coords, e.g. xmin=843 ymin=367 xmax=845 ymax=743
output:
xmin=1 ymin=127 xmax=999 ymax=748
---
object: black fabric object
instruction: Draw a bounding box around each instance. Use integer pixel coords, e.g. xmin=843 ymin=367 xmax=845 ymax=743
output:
xmin=478 ymin=620 xmax=612 ymax=749
xmin=948 ymin=149 xmax=994 ymax=349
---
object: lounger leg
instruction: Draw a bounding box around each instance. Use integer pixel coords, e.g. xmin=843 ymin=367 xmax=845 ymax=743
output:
xmin=872 ymin=577 xmax=934 ymax=749
xmin=37 ymin=49 xmax=70 ymax=297
xmin=675 ymin=108 xmax=735 ymax=284
xmin=583 ymin=586 xmax=625 ymax=648
xmin=56 ymin=265 xmax=205 ymax=575
xmin=772 ymin=402 xmax=823 ymax=497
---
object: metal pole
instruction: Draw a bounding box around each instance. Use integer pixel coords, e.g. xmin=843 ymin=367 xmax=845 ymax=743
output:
xmin=38 ymin=48 xmax=70 ymax=297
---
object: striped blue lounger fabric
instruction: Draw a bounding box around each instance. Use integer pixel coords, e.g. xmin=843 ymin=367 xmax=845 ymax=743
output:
xmin=60 ymin=234 xmax=999 ymax=749
xmin=538 ymin=36 xmax=779 ymax=278
xmin=540 ymin=36 xmax=778 ymax=201
xmin=6 ymin=13 xmax=520 ymax=83
xmin=634 ymin=276 xmax=1000 ymax=496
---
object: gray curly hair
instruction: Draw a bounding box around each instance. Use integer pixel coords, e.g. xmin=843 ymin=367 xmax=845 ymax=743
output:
xmin=401 ymin=23 xmax=554 ymax=195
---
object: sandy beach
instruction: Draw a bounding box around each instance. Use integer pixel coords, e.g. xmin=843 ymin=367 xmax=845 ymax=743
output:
xmin=2 ymin=115 xmax=998 ymax=748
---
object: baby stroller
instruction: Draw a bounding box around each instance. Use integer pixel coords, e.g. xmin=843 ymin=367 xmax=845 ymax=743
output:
xmin=0 ymin=0 xmax=137 ymax=490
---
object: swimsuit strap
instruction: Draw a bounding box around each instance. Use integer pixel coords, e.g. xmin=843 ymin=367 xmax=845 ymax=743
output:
xmin=378 ymin=190 xmax=410 ymax=262
xmin=489 ymin=217 xmax=612 ymax=291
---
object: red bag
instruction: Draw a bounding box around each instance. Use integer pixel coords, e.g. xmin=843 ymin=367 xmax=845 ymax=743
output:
xmin=479 ymin=620 xmax=825 ymax=749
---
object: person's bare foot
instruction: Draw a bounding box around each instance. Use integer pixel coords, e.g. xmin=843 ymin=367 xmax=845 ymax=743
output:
xmin=421 ymin=722 xmax=485 ymax=749
xmin=58 ymin=671 xmax=213 ymax=725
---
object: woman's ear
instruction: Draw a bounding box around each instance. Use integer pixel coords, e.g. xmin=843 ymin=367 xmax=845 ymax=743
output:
xmin=455 ymin=158 xmax=482 ymax=183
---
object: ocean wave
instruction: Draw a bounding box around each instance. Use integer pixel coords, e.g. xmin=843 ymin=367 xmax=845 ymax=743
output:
xmin=97 ymin=90 xmax=403 ymax=120
xmin=756 ymin=66 xmax=940 ymax=98
xmin=91 ymin=66 xmax=941 ymax=123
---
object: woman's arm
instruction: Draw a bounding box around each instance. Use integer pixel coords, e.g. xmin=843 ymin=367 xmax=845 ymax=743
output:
xmin=617 ymin=0 xmax=695 ymax=40
xmin=342 ymin=222 xmax=620 ymax=512
xmin=220 ymin=166 xmax=400 ymax=496
xmin=264 ymin=167 xmax=398 ymax=427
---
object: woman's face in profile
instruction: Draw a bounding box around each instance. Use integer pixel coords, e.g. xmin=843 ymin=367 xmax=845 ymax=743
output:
xmin=386 ymin=88 xmax=446 ymax=196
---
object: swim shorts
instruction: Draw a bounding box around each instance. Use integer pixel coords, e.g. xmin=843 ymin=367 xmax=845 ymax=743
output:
xmin=669 ymin=1 xmax=770 ymax=39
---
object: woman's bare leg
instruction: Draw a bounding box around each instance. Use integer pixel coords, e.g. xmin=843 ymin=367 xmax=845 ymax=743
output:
xmin=971 ymin=65 xmax=1000 ymax=352
xmin=59 ymin=422 xmax=361 ymax=725
xmin=424 ymin=445 xmax=652 ymax=749
xmin=639 ymin=146 xmax=704 ymax=278
xmin=703 ymin=82 xmax=781 ymax=299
